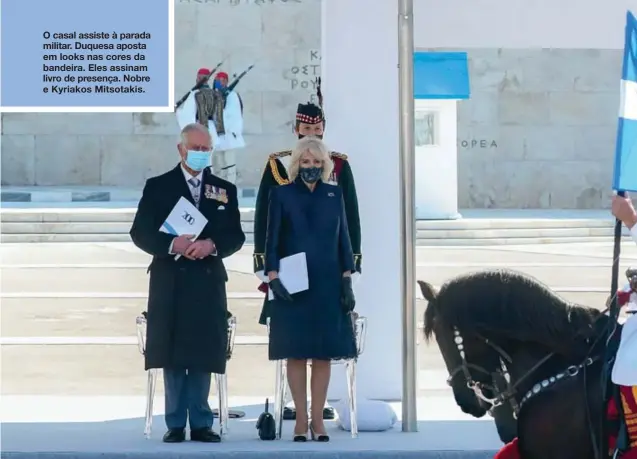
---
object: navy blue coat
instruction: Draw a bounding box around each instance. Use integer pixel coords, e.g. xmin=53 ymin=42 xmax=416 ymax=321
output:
xmin=265 ymin=178 xmax=358 ymax=361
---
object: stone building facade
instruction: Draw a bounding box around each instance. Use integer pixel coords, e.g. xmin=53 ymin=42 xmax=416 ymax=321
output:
xmin=0 ymin=0 xmax=626 ymax=208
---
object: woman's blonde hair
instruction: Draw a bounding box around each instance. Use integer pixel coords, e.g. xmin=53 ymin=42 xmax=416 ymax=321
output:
xmin=288 ymin=137 xmax=334 ymax=182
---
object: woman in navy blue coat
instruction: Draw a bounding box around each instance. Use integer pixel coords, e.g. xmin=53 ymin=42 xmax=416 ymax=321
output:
xmin=265 ymin=136 xmax=358 ymax=442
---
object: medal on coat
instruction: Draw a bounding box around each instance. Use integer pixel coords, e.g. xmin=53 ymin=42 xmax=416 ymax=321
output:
xmin=205 ymin=184 xmax=229 ymax=203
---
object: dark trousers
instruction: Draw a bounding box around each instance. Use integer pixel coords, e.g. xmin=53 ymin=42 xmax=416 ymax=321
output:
xmin=163 ymin=368 xmax=214 ymax=430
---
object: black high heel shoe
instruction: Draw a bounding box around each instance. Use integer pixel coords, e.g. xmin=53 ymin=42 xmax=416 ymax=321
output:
xmin=309 ymin=424 xmax=329 ymax=442
xmin=293 ymin=431 xmax=308 ymax=442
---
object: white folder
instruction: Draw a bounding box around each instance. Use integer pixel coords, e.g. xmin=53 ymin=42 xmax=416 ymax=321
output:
xmin=159 ymin=196 xmax=208 ymax=260
xmin=268 ymin=252 xmax=309 ymax=300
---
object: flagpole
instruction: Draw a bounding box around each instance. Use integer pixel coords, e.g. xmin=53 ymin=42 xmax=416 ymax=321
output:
xmin=601 ymin=10 xmax=636 ymax=457
xmin=398 ymin=0 xmax=418 ymax=432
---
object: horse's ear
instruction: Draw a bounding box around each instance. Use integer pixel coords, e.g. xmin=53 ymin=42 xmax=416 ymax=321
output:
xmin=417 ymin=280 xmax=437 ymax=302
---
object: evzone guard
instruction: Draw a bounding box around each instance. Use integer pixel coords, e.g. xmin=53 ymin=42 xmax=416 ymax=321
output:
xmin=175 ymin=67 xmax=246 ymax=183
xmin=252 ymin=96 xmax=362 ymax=421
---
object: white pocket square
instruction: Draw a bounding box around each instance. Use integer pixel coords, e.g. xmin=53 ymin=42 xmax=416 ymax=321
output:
xmin=217 ymin=205 xmax=225 ymax=210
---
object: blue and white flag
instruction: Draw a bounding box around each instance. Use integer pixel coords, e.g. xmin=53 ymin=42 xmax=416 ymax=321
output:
xmin=613 ymin=11 xmax=637 ymax=192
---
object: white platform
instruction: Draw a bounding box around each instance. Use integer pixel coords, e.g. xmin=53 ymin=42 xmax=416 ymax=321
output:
xmin=1 ymin=396 xmax=501 ymax=458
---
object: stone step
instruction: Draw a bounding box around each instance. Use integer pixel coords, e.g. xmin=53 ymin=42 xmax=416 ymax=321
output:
xmin=1 ymin=206 xmax=618 ymax=226
xmin=0 ymin=186 xmax=259 ymax=203
xmin=1 ymin=218 xmax=628 ymax=238
xmin=414 ymin=218 xmax=614 ymax=230
xmin=1 ymin=221 xmax=254 ymax=234
xmin=0 ymin=206 xmax=256 ymax=222
xmin=419 ymin=226 xmax=630 ymax=239
xmin=414 ymin=235 xmax=632 ymax=246
xmin=1 ymin=206 xmax=629 ymax=244
xmin=0 ymin=264 xmax=619 ymax=292
xmin=0 ymin=233 xmax=256 ymax=244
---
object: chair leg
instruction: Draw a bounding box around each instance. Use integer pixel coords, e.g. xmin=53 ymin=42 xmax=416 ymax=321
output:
xmin=345 ymin=360 xmax=358 ymax=438
xmin=274 ymin=359 xmax=287 ymax=440
xmin=144 ymin=369 xmax=158 ymax=438
xmin=215 ymin=373 xmax=229 ymax=437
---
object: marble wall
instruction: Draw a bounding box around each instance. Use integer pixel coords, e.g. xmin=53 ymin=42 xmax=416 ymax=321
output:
xmin=0 ymin=0 xmax=623 ymax=208
xmin=454 ymin=48 xmax=621 ymax=209
xmin=1 ymin=0 xmax=322 ymax=189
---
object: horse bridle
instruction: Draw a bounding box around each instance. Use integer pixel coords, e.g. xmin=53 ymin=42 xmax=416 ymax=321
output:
xmin=448 ymin=326 xmax=597 ymax=418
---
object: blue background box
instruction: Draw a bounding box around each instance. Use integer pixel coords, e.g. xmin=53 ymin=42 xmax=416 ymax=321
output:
xmin=0 ymin=0 xmax=170 ymax=108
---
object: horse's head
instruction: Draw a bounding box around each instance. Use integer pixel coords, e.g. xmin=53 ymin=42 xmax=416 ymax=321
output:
xmin=419 ymin=280 xmax=502 ymax=418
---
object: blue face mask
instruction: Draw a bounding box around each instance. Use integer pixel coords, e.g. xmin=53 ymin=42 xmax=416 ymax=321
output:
xmin=213 ymin=80 xmax=224 ymax=90
xmin=299 ymin=166 xmax=322 ymax=184
xmin=185 ymin=150 xmax=211 ymax=171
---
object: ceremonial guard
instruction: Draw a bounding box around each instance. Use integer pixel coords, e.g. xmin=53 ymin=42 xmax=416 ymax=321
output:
xmin=209 ymin=70 xmax=245 ymax=184
xmin=252 ymin=96 xmax=362 ymax=420
xmin=175 ymin=67 xmax=246 ymax=183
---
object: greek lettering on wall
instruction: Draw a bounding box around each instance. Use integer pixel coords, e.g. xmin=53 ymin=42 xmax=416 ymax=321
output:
xmin=287 ymin=50 xmax=320 ymax=103
xmin=458 ymin=139 xmax=498 ymax=149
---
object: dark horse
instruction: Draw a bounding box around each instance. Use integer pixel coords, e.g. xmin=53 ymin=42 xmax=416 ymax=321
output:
xmin=419 ymin=269 xmax=621 ymax=459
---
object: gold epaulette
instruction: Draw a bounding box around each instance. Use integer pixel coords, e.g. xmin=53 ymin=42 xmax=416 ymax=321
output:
xmin=268 ymin=150 xmax=292 ymax=160
xmin=330 ymin=151 xmax=348 ymax=160
xmin=267 ymin=151 xmax=291 ymax=185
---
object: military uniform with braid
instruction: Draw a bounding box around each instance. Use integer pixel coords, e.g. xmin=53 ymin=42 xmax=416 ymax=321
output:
xmin=253 ymin=103 xmax=362 ymax=326
xmin=252 ymin=102 xmax=362 ymax=422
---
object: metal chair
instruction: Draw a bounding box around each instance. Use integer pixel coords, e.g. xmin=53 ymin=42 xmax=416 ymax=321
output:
xmin=268 ymin=312 xmax=367 ymax=439
xmin=135 ymin=313 xmax=237 ymax=438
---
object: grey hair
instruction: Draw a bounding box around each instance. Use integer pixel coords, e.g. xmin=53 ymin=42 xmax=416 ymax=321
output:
xmin=288 ymin=137 xmax=334 ymax=182
xmin=180 ymin=123 xmax=212 ymax=146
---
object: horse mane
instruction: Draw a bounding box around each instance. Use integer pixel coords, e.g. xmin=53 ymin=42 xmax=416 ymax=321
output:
xmin=420 ymin=269 xmax=604 ymax=351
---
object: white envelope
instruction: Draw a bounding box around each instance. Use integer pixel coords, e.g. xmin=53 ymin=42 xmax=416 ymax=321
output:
xmin=268 ymin=252 xmax=309 ymax=300
xmin=160 ymin=196 xmax=208 ymax=260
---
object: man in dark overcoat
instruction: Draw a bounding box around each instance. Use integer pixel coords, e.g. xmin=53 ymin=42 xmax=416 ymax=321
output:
xmin=130 ymin=122 xmax=245 ymax=443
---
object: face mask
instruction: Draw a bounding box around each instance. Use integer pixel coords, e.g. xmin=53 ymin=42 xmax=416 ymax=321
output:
xmin=213 ymin=80 xmax=223 ymax=90
xmin=298 ymin=133 xmax=323 ymax=140
xmin=299 ymin=166 xmax=322 ymax=184
xmin=185 ymin=150 xmax=211 ymax=171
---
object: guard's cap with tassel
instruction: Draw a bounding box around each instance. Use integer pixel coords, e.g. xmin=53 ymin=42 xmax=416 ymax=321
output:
xmin=296 ymin=102 xmax=324 ymax=125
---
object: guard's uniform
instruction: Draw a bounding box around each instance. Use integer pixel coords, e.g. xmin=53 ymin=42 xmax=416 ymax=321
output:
xmin=252 ymin=104 xmax=362 ymax=326
xmin=175 ymin=68 xmax=245 ymax=182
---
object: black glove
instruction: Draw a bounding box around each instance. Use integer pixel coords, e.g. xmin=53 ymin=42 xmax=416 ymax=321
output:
xmin=341 ymin=276 xmax=356 ymax=312
xmin=269 ymin=278 xmax=293 ymax=302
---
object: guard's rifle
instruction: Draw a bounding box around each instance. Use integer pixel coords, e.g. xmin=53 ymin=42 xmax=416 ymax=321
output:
xmin=174 ymin=59 xmax=225 ymax=111
xmin=225 ymin=64 xmax=255 ymax=94
xmin=316 ymin=77 xmax=323 ymax=107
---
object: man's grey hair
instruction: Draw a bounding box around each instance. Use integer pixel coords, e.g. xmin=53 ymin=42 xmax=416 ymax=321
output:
xmin=180 ymin=123 xmax=212 ymax=146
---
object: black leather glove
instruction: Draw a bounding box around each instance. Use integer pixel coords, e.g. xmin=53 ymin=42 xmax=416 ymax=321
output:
xmin=269 ymin=278 xmax=293 ymax=302
xmin=341 ymin=276 xmax=355 ymax=312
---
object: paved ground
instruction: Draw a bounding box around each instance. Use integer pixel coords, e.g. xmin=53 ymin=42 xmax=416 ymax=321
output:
xmin=2 ymin=241 xmax=636 ymax=398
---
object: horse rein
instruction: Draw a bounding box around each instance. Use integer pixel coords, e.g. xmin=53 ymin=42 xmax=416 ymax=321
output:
xmin=448 ymin=324 xmax=602 ymax=419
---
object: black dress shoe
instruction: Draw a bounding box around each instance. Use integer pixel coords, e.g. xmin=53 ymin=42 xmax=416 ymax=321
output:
xmin=190 ymin=427 xmax=221 ymax=443
xmin=283 ymin=406 xmax=335 ymax=420
xmin=163 ymin=428 xmax=185 ymax=443
xmin=323 ymin=407 xmax=335 ymax=420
